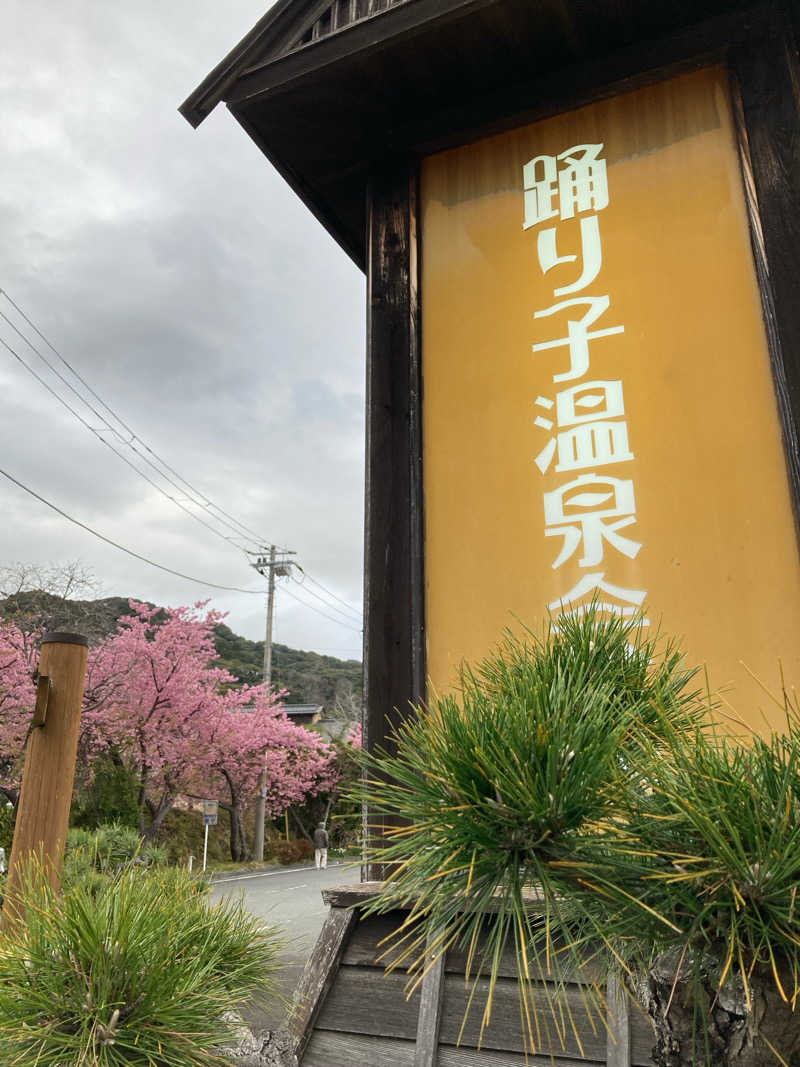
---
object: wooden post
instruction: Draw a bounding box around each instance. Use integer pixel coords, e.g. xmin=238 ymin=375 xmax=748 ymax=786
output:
xmin=606 ymin=972 xmax=632 ymax=1067
xmin=2 ymin=631 xmax=88 ymax=923
xmin=413 ymin=928 xmax=446 ymax=1067
xmin=363 ymin=159 xmax=425 ymax=879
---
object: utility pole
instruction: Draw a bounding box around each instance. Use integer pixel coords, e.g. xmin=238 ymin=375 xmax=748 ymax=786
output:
xmin=251 ymin=544 xmax=295 ymax=861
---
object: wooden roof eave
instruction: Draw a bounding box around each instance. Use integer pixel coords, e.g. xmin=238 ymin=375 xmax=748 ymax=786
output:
xmin=180 ymin=0 xmax=490 ymax=128
xmin=180 ymin=0 xmax=765 ymax=270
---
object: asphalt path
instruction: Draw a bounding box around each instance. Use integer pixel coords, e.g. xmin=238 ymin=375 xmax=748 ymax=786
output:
xmin=210 ymin=861 xmax=359 ymax=1032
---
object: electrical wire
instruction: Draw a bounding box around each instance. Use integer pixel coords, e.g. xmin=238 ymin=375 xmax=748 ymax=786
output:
xmin=279 ymin=582 xmax=363 ymax=633
xmin=295 ymin=564 xmax=363 ymax=618
xmin=0 ymin=465 xmax=266 ymax=594
xmin=0 ymin=292 xmax=365 ymax=630
xmin=0 ymin=309 xmax=258 ymax=551
xmin=289 ymin=573 xmax=362 ymax=623
xmin=0 ymin=334 xmax=257 ymax=552
xmin=0 ymin=289 xmax=288 ymax=552
xmin=0 ymin=465 xmax=364 ymax=634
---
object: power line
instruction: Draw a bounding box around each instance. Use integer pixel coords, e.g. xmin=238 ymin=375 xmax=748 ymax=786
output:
xmin=0 ymin=464 xmax=267 ymax=595
xmin=247 ymin=550 xmax=362 ymax=624
xmin=295 ymin=564 xmax=363 ymax=618
xmin=248 ymin=550 xmax=362 ymax=633
xmin=0 ymin=333 xmax=258 ymax=553
xmin=1 ymin=464 xmax=364 ymax=632
xmin=289 ymin=573 xmax=363 ymax=623
xmin=0 ymin=307 xmax=258 ymax=551
xmin=279 ymin=583 xmax=363 ymax=633
xmin=0 ymin=289 xmax=288 ymax=552
xmin=0 ymin=292 xmax=364 ymax=633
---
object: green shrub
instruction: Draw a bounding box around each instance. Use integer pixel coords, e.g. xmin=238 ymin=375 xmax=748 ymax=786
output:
xmin=158 ymin=807 xmax=231 ymax=865
xmin=0 ymin=800 xmax=15 ymax=850
xmin=71 ymin=757 xmax=140 ymax=830
xmin=64 ymin=823 xmax=167 ymax=882
xmin=356 ymin=609 xmax=704 ymax=1045
xmin=272 ymin=837 xmax=312 ymax=865
xmin=0 ymin=863 xmax=282 ymax=1065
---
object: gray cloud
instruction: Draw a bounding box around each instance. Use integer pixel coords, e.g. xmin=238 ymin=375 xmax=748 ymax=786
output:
xmin=1 ymin=0 xmax=366 ymax=655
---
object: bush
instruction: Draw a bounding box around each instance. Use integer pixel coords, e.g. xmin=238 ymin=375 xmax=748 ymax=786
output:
xmin=0 ymin=801 xmax=15 ymax=851
xmin=64 ymin=823 xmax=167 ymax=882
xmin=357 ymin=610 xmax=707 ymax=1052
xmin=71 ymin=757 xmax=140 ymax=830
xmin=271 ymin=837 xmax=313 ymax=865
xmin=0 ymin=863 xmax=282 ymax=1065
xmin=358 ymin=609 xmax=800 ymax=1063
xmin=158 ymin=807 xmax=232 ymax=866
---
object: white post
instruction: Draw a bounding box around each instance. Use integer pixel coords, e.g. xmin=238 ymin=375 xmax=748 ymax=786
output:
xmin=203 ymin=824 xmax=209 ymax=872
xmin=188 ymin=854 xmax=194 ymax=874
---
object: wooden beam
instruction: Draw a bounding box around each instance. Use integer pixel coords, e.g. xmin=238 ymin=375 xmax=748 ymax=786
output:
xmin=606 ymin=974 xmax=631 ymax=1067
xmin=289 ymin=905 xmax=358 ymax=1060
xmin=413 ymin=930 xmax=447 ymax=1067
xmin=322 ymin=882 xmax=547 ymax=911
xmin=394 ymin=7 xmax=754 ymax=158
xmin=322 ymin=881 xmax=383 ymax=908
xmin=363 ymin=159 xmax=425 ymax=879
xmin=729 ymin=10 xmax=800 ymax=531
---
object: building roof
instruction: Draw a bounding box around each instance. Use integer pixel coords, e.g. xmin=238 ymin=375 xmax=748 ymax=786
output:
xmin=283 ymin=703 xmax=324 ymax=719
xmin=181 ymin=0 xmax=759 ymax=270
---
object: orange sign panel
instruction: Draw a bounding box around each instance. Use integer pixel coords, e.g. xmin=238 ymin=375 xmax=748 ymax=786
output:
xmin=421 ymin=65 xmax=800 ymax=731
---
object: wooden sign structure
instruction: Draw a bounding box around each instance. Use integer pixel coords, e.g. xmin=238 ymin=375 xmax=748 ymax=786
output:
xmin=183 ymin=0 xmax=800 ymax=756
xmin=182 ymin=2 xmax=800 ymax=1062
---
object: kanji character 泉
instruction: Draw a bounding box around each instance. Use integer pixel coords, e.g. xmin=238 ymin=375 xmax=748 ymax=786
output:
xmin=543 ymin=472 xmax=641 ymax=569
xmin=533 ymin=380 xmax=633 ymax=474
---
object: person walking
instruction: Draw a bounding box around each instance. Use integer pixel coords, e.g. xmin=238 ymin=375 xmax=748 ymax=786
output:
xmin=313 ymin=822 xmax=329 ymax=869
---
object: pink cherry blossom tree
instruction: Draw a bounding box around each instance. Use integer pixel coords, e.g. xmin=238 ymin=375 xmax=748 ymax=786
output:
xmin=288 ymin=722 xmax=363 ymax=846
xmin=0 ymin=621 xmax=36 ymax=807
xmin=1 ymin=599 xmax=352 ymax=858
xmin=80 ymin=601 xmax=243 ymax=840
xmin=197 ymin=687 xmax=336 ymax=861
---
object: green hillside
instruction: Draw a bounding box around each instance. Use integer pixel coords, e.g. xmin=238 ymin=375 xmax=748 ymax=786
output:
xmin=212 ymin=623 xmax=362 ymax=711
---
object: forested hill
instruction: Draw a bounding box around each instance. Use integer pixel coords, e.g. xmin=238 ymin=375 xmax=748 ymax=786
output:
xmin=0 ymin=591 xmax=362 ymax=715
xmin=211 ymin=623 xmax=362 ymax=712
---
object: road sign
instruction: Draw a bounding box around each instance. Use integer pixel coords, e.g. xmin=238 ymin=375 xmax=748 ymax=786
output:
xmin=202 ymin=799 xmax=218 ymax=826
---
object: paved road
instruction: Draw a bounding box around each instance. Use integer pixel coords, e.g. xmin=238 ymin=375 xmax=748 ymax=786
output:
xmin=211 ymin=861 xmax=358 ymax=1032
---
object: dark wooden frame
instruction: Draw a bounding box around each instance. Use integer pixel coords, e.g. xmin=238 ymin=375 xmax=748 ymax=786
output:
xmin=362 ymin=162 xmax=424 ymax=876
xmin=361 ymin=5 xmax=800 ymax=818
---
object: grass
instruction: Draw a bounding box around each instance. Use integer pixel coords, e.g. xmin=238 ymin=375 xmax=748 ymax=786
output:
xmin=0 ymin=862 xmax=282 ymax=1066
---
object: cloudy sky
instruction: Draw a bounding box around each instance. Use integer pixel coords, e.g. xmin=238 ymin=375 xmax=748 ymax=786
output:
xmin=1 ymin=0 xmax=366 ymax=657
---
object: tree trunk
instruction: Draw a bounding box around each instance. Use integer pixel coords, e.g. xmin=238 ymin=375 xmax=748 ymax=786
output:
xmin=640 ymin=954 xmax=800 ymax=1066
xmin=289 ymin=807 xmax=313 ymax=843
xmin=229 ymin=803 xmax=248 ymax=863
xmin=221 ymin=770 xmax=249 ymax=862
xmin=141 ymin=793 xmax=173 ymax=842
